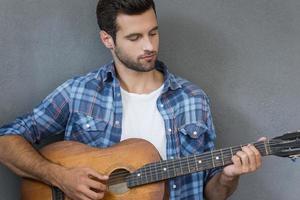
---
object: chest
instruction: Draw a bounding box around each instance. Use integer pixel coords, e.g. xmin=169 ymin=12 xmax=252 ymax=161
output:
xmin=64 ymin=87 xmax=209 ymax=159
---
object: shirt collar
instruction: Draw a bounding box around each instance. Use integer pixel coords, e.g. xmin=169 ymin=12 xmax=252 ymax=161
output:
xmin=95 ymin=60 xmax=182 ymax=91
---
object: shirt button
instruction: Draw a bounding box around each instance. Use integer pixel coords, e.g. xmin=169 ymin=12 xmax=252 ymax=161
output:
xmin=115 ymin=120 xmax=120 ymax=125
xmin=117 ymin=93 xmax=121 ymax=97
xmin=170 ymin=156 xmax=174 ymax=159
xmin=160 ymin=104 xmax=164 ymax=108
xmin=193 ymin=131 xmax=197 ymax=136
xmin=85 ymin=124 xmax=90 ymax=128
xmin=172 ymin=184 xmax=177 ymax=189
xmin=168 ymin=128 xmax=172 ymax=132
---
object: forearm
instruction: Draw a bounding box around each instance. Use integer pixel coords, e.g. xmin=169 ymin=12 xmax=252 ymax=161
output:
xmin=204 ymin=172 xmax=239 ymax=200
xmin=0 ymin=135 xmax=64 ymax=186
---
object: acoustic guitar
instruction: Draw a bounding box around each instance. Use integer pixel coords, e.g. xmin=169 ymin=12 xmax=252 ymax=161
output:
xmin=21 ymin=131 xmax=300 ymax=200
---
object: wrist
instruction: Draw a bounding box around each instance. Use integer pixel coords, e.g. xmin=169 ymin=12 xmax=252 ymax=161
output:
xmin=42 ymin=162 xmax=67 ymax=187
xmin=219 ymin=170 xmax=239 ymax=185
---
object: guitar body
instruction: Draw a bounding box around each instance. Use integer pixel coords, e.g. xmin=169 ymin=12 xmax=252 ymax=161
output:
xmin=21 ymin=138 xmax=165 ymax=200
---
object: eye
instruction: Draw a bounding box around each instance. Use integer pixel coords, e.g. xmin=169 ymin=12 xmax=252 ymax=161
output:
xmin=149 ymin=32 xmax=158 ymax=37
xmin=128 ymin=35 xmax=140 ymax=41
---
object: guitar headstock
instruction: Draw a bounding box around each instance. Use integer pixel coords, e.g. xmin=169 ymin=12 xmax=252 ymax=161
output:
xmin=270 ymin=131 xmax=300 ymax=160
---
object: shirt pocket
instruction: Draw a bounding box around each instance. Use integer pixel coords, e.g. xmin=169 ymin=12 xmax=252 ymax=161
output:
xmin=70 ymin=112 xmax=108 ymax=144
xmin=178 ymin=122 xmax=208 ymax=156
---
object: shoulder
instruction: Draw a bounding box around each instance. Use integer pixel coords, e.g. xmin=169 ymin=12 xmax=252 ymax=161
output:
xmin=46 ymin=64 xmax=110 ymax=101
xmin=61 ymin=62 xmax=112 ymax=91
xmin=70 ymin=69 xmax=101 ymax=86
xmin=171 ymin=73 xmax=210 ymax=103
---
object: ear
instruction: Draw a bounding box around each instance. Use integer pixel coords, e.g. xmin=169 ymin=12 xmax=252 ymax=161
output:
xmin=100 ymin=31 xmax=115 ymax=49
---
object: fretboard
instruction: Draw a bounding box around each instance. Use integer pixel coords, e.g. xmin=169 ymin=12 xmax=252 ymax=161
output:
xmin=127 ymin=140 xmax=272 ymax=188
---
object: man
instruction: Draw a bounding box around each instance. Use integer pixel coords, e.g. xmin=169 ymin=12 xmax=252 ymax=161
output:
xmin=0 ymin=0 xmax=263 ymax=199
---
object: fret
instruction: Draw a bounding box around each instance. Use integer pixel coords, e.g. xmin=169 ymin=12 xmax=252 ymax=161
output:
xmin=188 ymin=156 xmax=196 ymax=172
xmin=267 ymin=140 xmax=272 ymax=155
xmin=198 ymin=158 xmax=202 ymax=164
xmin=138 ymin=167 xmax=144 ymax=185
xmin=194 ymin=154 xmax=199 ymax=171
xmin=145 ymin=165 xmax=149 ymax=183
xmin=170 ymin=158 xmax=177 ymax=177
xmin=213 ymin=150 xmax=222 ymax=167
xmin=186 ymin=156 xmax=191 ymax=173
xmin=174 ymin=159 xmax=182 ymax=175
xmin=154 ymin=162 xmax=159 ymax=182
xmin=179 ymin=157 xmax=184 ymax=175
xmin=264 ymin=141 xmax=269 ymax=155
xmin=211 ymin=150 xmax=216 ymax=167
xmin=230 ymin=146 xmax=234 ymax=157
xmin=141 ymin=168 xmax=148 ymax=183
xmin=148 ymin=163 xmax=154 ymax=183
xmin=220 ymin=149 xmax=225 ymax=166
xmin=166 ymin=160 xmax=173 ymax=179
xmin=135 ymin=170 xmax=142 ymax=186
xmin=222 ymin=148 xmax=232 ymax=166
xmin=161 ymin=162 xmax=168 ymax=180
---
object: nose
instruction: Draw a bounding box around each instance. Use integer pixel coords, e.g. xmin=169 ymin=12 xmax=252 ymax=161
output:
xmin=142 ymin=37 xmax=154 ymax=52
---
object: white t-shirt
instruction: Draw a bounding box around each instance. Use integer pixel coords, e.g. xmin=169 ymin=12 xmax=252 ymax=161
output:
xmin=120 ymin=84 xmax=166 ymax=160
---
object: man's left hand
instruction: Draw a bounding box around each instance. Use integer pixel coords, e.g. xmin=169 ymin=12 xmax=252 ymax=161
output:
xmin=222 ymin=137 xmax=267 ymax=177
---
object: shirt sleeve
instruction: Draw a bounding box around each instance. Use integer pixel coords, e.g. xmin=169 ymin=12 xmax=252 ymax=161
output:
xmin=0 ymin=79 xmax=73 ymax=144
xmin=202 ymin=96 xmax=223 ymax=185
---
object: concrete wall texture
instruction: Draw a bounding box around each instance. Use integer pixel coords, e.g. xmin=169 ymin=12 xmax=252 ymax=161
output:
xmin=1 ymin=0 xmax=300 ymax=199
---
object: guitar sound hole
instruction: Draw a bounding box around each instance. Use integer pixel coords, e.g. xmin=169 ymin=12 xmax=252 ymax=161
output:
xmin=108 ymin=168 xmax=130 ymax=194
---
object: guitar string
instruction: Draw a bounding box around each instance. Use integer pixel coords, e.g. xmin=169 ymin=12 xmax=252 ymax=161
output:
xmin=109 ymin=140 xmax=279 ymax=179
xmin=109 ymin=144 xmax=270 ymax=185
xmin=109 ymin=150 xmax=265 ymax=185
xmin=108 ymin=141 xmax=283 ymax=184
xmin=111 ymin=139 xmax=300 ymax=185
xmin=107 ymin=141 xmax=285 ymax=184
xmin=110 ymin=139 xmax=300 ymax=184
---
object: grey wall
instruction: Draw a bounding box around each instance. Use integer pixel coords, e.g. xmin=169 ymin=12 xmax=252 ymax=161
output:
xmin=1 ymin=0 xmax=300 ymax=199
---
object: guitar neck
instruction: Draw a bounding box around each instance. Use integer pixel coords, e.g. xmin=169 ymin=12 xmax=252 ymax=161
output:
xmin=127 ymin=140 xmax=272 ymax=188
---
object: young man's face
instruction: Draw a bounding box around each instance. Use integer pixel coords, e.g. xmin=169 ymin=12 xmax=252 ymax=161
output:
xmin=113 ymin=8 xmax=159 ymax=72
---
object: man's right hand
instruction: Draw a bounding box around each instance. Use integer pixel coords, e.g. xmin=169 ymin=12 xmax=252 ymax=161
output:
xmin=0 ymin=136 xmax=108 ymax=200
xmin=58 ymin=167 xmax=109 ymax=200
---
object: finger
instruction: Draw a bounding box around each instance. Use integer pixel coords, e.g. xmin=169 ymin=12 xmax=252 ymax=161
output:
xmin=242 ymin=145 xmax=256 ymax=171
xmin=79 ymin=193 xmax=93 ymax=200
xmin=86 ymin=178 xmax=107 ymax=192
xmin=258 ymin=137 xmax=267 ymax=142
xmin=248 ymin=144 xmax=262 ymax=168
xmin=81 ymin=185 xmax=105 ymax=200
xmin=236 ymin=150 xmax=249 ymax=173
xmin=72 ymin=185 xmax=94 ymax=200
xmin=85 ymin=168 xmax=109 ymax=181
xmin=231 ymin=155 xmax=242 ymax=168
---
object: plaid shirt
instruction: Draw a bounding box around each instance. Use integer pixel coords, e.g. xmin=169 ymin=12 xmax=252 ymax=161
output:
xmin=0 ymin=60 xmax=221 ymax=199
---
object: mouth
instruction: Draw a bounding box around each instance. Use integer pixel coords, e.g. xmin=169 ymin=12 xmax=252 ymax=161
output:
xmin=139 ymin=53 xmax=156 ymax=61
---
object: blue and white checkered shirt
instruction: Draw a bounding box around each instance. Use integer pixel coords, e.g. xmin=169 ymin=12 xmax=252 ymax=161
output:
xmin=0 ymin=60 xmax=221 ymax=199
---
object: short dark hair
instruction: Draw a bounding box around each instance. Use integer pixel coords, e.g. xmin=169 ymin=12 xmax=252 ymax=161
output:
xmin=96 ymin=0 xmax=156 ymax=42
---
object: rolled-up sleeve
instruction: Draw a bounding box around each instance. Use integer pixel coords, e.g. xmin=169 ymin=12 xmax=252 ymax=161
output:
xmin=0 ymin=79 xmax=73 ymax=144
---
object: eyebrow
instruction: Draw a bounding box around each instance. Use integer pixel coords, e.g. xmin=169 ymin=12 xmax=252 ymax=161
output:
xmin=124 ymin=26 xmax=159 ymax=39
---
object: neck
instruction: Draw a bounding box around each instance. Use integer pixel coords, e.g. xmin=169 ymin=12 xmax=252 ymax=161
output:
xmin=114 ymin=60 xmax=164 ymax=94
xmin=127 ymin=140 xmax=272 ymax=188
